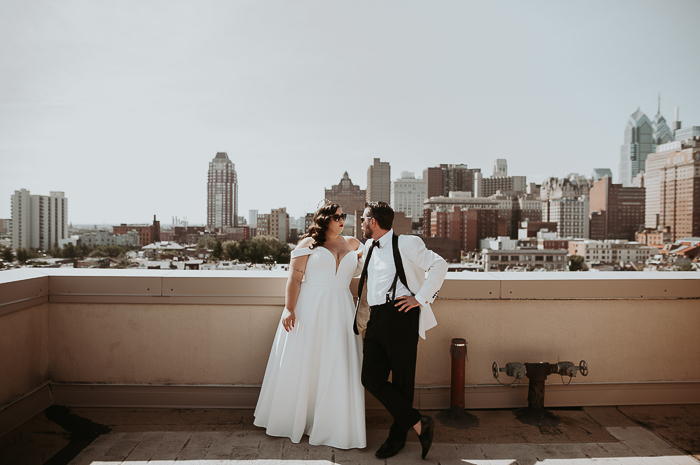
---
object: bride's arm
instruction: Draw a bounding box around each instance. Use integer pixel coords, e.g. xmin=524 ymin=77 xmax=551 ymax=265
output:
xmin=346 ymin=237 xmax=365 ymax=277
xmin=282 ymin=238 xmax=313 ymax=332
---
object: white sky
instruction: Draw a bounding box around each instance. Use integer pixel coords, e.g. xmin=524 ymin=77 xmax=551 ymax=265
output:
xmin=1 ymin=0 xmax=699 ymax=224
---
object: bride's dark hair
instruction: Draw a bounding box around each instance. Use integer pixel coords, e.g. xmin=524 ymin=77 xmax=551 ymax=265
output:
xmin=301 ymin=202 xmax=340 ymax=249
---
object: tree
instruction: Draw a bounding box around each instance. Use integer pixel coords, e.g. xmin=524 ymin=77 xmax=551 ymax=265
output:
xmin=62 ymin=243 xmax=77 ymax=259
xmin=223 ymin=241 xmax=241 ymax=261
xmin=272 ymin=240 xmax=291 ymax=264
xmin=212 ymin=240 xmax=224 ymax=260
xmin=2 ymin=248 xmax=14 ymax=263
xmin=568 ymin=255 xmax=587 ymax=272
xmin=16 ymin=248 xmax=29 ymax=263
xmin=197 ymin=236 xmax=218 ymax=250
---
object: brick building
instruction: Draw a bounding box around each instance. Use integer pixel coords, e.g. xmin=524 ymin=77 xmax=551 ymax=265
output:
xmin=113 ymin=215 xmax=160 ymax=247
xmin=588 ymin=177 xmax=645 ymax=241
xmin=428 ymin=206 xmax=501 ymax=253
xmin=325 ymin=172 xmax=366 ymax=216
xmin=423 ymin=164 xmax=480 ymax=199
xmin=644 ymin=138 xmax=700 ymax=241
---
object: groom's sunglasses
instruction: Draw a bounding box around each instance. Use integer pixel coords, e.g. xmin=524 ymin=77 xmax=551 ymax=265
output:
xmin=330 ymin=213 xmax=347 ymax=222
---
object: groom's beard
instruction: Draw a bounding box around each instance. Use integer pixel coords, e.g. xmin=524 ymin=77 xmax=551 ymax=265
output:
xmin=362 ymin=228 xmax=372 ymax=239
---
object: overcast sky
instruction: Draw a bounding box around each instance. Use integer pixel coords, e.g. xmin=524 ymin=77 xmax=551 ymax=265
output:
xmin=2 ymin=1 xmax=699 ymax=225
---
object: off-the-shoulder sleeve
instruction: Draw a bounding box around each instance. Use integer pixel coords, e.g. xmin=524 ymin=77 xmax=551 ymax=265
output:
xmin=291 ymin=247 xmax=315 ymax=259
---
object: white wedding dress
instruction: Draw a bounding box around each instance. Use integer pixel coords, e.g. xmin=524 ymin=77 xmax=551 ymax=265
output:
xmin=253 ymin=244 xmax=366 ymax=449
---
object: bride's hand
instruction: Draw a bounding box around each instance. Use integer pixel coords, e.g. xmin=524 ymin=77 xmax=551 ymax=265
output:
xmin=282 ymin=307 xmax=296 ymax=332
xmin=357 ymin=250 xmax=363 ymax=259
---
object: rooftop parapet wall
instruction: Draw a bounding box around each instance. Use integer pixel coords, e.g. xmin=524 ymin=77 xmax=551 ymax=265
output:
xmin=1 ymin=270 xmax=699 ymax=418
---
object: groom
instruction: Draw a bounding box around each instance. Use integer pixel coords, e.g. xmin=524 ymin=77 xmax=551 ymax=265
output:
xmin=355 ymin=201 xmax=448 ymax=460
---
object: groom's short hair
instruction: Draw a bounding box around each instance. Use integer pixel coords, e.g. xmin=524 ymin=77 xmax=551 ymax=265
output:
xmin=365 ymin=201 xmax=393 ymax=230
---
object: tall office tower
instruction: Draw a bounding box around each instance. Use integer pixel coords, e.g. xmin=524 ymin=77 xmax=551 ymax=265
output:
xmin=493 ymin=159 xmax=508 ymax=177
xmin=325 ymin=172 xmax=366 ymax=215
xmin=588 ymin=177 xmax=645 ymax=241
xmin=366 ymin=158 xmax=391 ymax=203
xmin=619 ymin=105 xmax=672 ymax=187
xmin=644 ymin=138 xmax=700 ymax=241
xmin=11 ymin=189 xmax=68 ymax=251
xmin=652 ymin=104 xmax=674 ymax=146
xmin=423 ymin=164 xmax=478 ymax=199
xmin=248 ymin=210 xmax=258 ymax=227
xmin=207 ymin=152 xmax=238 ymax=230
xmin=391 ymin=172 xmax=427 ymax=219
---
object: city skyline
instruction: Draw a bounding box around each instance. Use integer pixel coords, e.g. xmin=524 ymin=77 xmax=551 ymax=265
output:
xmin=1 ymin=1 xmax=700 ymax=223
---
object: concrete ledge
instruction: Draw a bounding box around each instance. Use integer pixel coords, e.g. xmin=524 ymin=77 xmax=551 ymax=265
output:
xmin=48 ymin=381 xmax=700 ymax=410
xmin=0 ymin=272 xmax=48 ymax=316
xmin=2 ymin=270 xmax=699 ymax=312
xmin=0 ymin=383 xmax=52 ymax=439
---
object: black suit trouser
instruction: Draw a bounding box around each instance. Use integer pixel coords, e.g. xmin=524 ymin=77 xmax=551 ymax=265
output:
xmin=361 ymin=300 xmax=422 ymax=443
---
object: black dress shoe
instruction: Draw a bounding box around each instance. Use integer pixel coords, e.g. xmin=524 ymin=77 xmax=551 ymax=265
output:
xmin=375 ymin=439 xmax=405 ymax=459
xmin=417 ymin=415 xmax=435 ymax=459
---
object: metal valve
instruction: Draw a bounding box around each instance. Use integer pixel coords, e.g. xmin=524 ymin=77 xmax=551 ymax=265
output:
xmin=556 ymin=360 xmax=588 ymax=378
xmin=492 ymin=361 xmax=525 ymax=380
xmin=492 ymin=359 xmax=590 ymax=411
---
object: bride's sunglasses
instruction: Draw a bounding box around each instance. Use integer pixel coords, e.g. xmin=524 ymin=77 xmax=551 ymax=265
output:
xmin=330 ymin=213 xmax=347 ymax=222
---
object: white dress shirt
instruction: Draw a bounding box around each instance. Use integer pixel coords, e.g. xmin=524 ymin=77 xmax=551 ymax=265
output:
xmin=366 ymin=230 xmax=421 ymax=306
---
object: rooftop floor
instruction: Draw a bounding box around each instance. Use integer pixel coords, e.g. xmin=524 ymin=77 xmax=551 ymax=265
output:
xmin=1 ymin=405 xmax=698 ymax=464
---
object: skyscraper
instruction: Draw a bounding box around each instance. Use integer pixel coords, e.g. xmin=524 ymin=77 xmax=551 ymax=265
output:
xmin=207 ymin=152 xmax=238 ymax=229
xmin=366 ymin=158 xmax=391 ymax=203
xmin=11 ymin=189 xmax=68 ymax=251
xmin=619 ymin=103 xmax=673 ymax=187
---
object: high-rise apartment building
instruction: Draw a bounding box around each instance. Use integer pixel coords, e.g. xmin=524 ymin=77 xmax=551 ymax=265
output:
xmin=391 ymin=172 xmax=427 ymax=219
xmin=644 ymin=138 xmax=700 ymax=241
xmin=366 ymin=158 xmax=390 ymax=203
xmin=257 ymin=208 xmax=290 ymax=243
xmin=423 ymin=164 xmax=479 ymax=199
xmin=588 ymin=177 xmax=645 ymax=241
xmin=325 ymin=172 xmax=366 ymax=215
xmin=619 ymin=106 xmax=673 ymax=187
xmin=11 ymin=189 xmax=68 ymax=251
xmin=207 ymin=152 xmax=238 ymax=230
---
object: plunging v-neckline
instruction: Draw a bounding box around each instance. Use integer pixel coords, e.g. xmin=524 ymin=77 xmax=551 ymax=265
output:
xmin=319 ymin=247 xmax=356 ymax=275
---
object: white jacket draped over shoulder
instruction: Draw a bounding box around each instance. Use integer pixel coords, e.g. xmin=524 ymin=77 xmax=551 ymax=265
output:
xmin=357 ymin=233 xmax=448 ymax=339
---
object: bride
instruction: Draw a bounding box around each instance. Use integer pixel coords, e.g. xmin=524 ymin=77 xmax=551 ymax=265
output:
xmin=254 ymin=202 xmax=366 ymax=449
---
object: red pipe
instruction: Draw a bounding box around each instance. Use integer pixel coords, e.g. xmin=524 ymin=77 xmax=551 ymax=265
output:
xmin=449 ymin=338 xmax=467 ymax=409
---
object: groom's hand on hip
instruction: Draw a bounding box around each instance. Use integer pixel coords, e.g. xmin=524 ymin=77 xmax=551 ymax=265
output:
xmin=395 ymin=296 xmax=419 ymax=312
